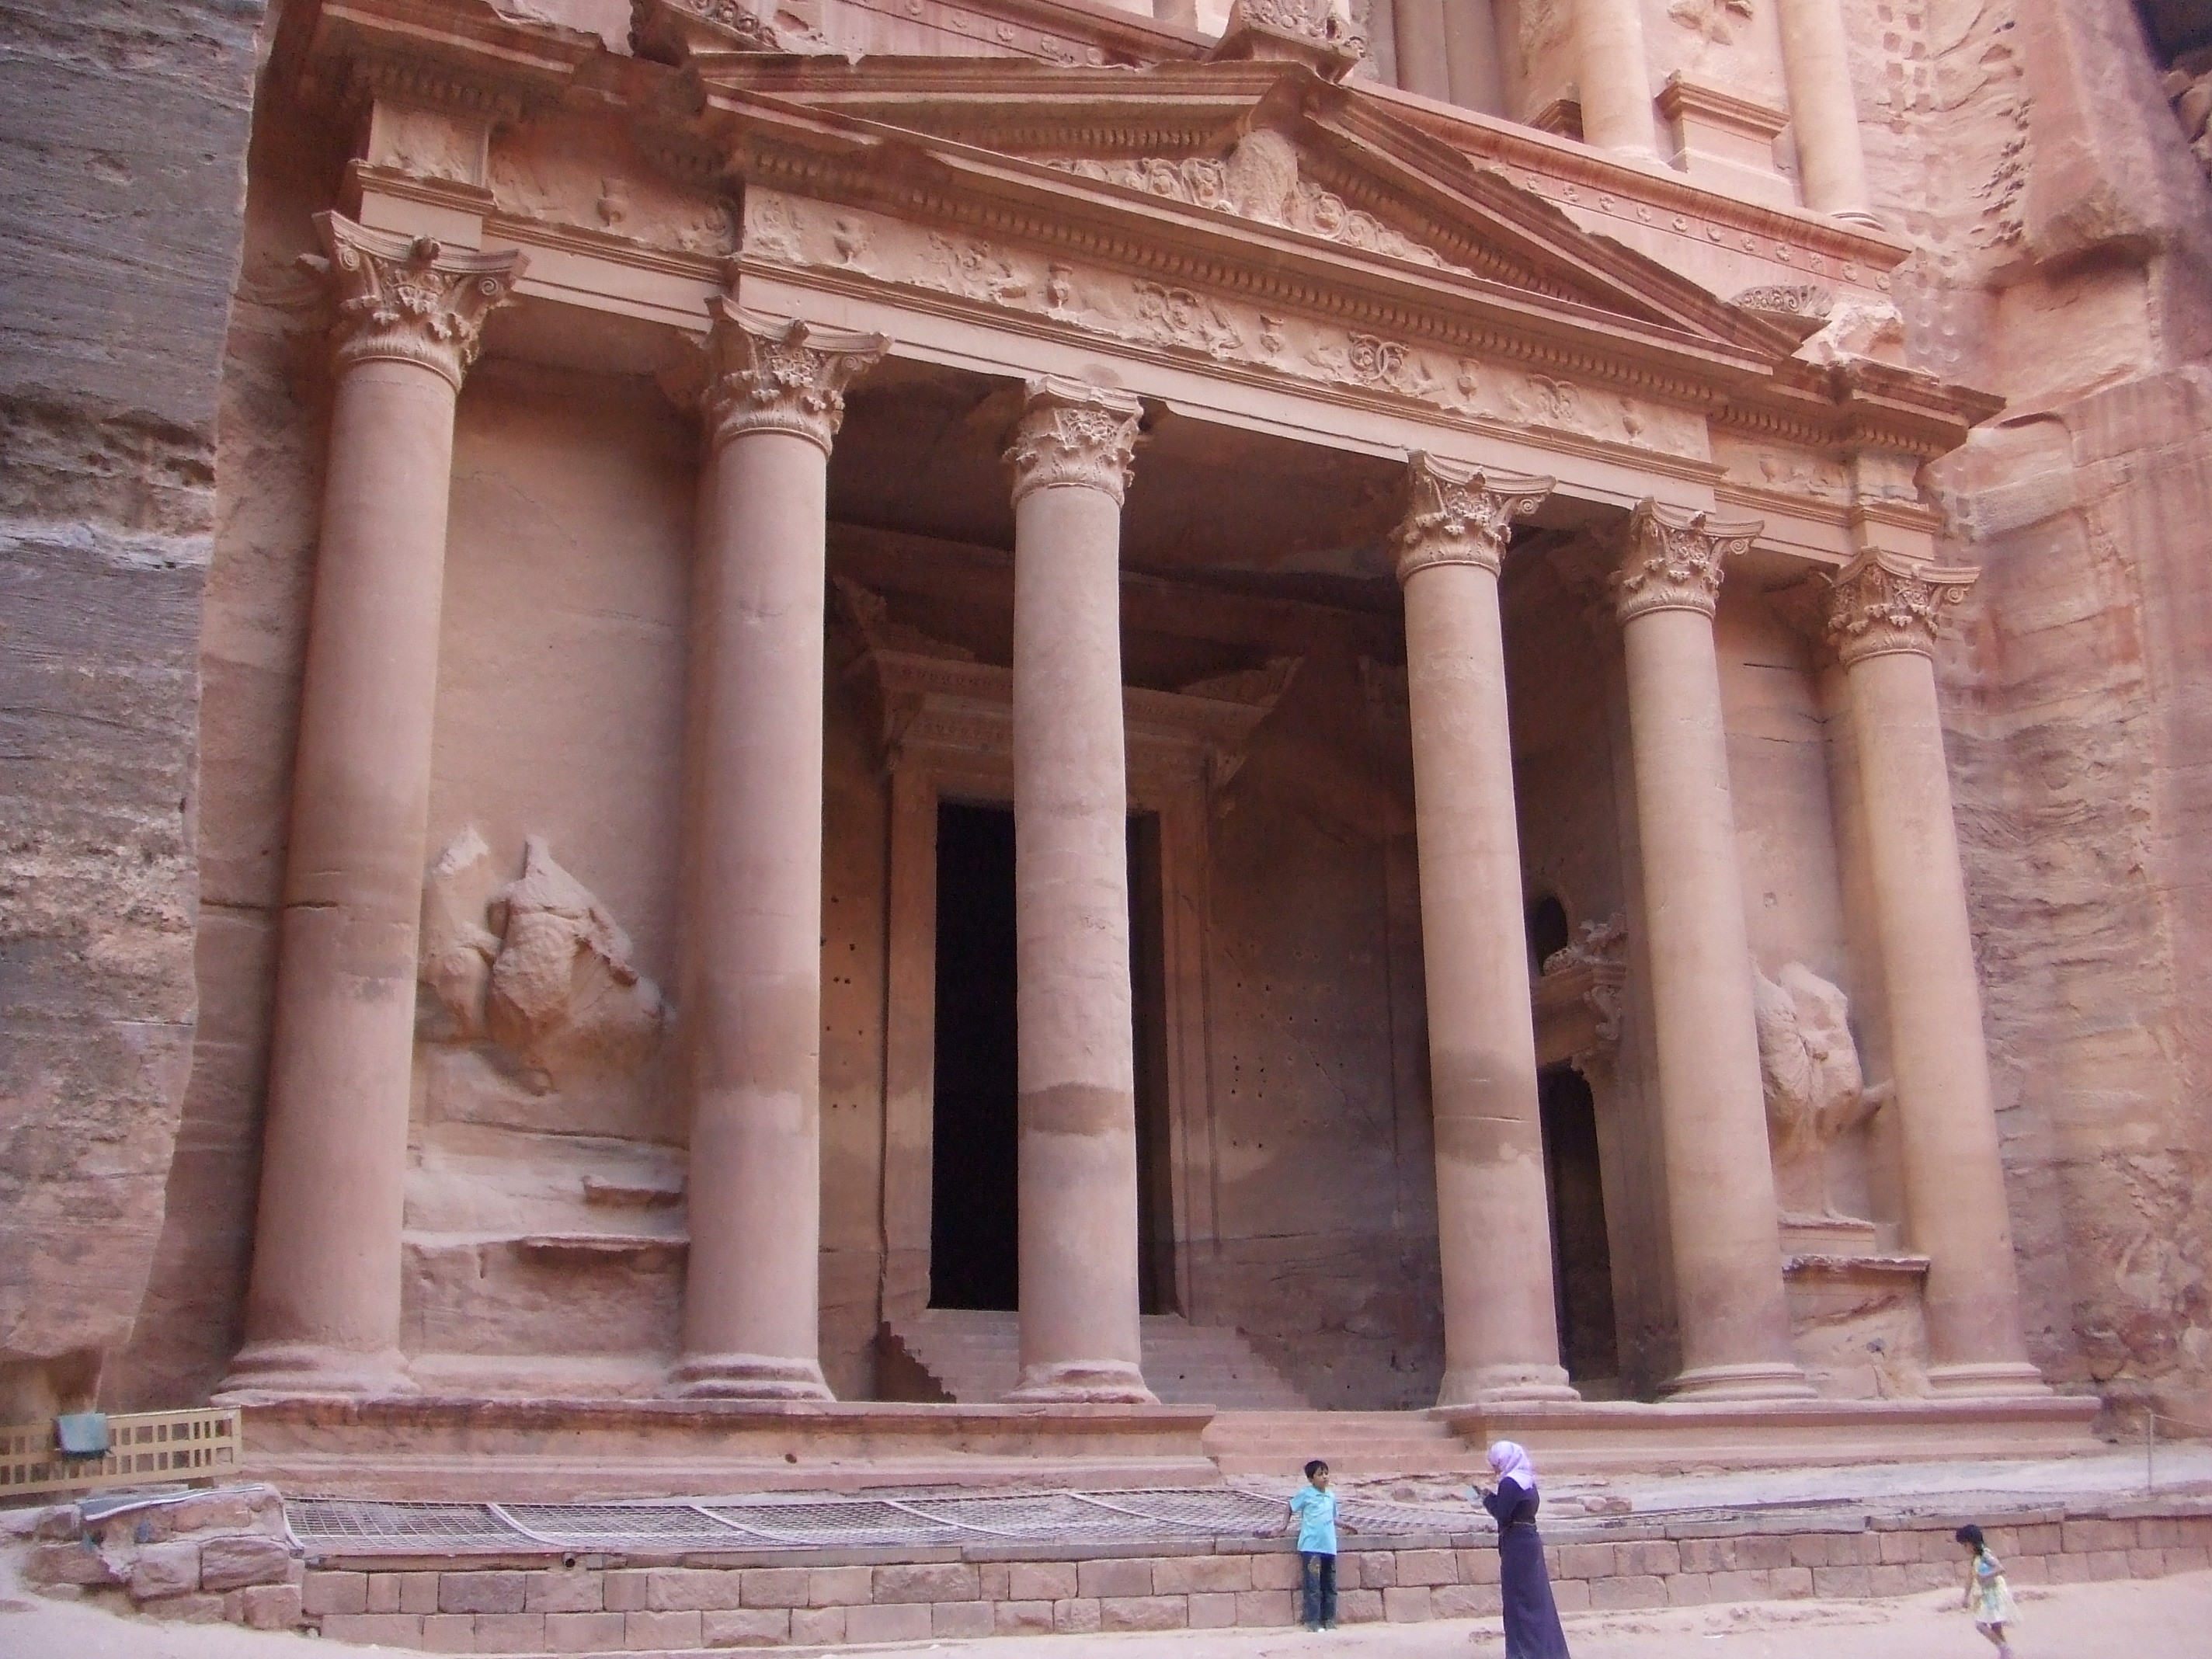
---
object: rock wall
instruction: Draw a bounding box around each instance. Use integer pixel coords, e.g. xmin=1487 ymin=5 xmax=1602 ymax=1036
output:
xmin=1859 ymin=0 xmax=2212 ymax=1424
xmin=0 ymin=0 xmax=262 ymax=1418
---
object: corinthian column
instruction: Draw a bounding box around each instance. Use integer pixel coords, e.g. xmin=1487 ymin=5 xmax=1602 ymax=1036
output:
xmin=1611 ymin=503 xmax=1813 ymax=1401
xmin=1572 ymin=0 xmax=1659 ymax=158
xmin=224 ymin=216 xmax=523 ymax=1396
xmin=670 ymin=307 xmax=885 ymax=1400
xmin=1003 ymin=377 xmax=1156 ymax=1403
xmin=1393 ymin=457 xmax=1579 ymax=1405
xmin=1824 ymin=553 xmax=2044 ymax=1395
xmin=1773 ymin=0 xmax=1878 ymax=223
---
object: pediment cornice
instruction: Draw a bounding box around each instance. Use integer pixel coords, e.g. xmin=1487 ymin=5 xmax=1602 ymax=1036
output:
xmin=294 ymin=0 xmax=2001 ymax=461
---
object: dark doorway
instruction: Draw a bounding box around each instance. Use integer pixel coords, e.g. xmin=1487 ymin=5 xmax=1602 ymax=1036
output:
xmin=927 ymin=803 xmax=1177 ymax=1315
xmin=1526 ymin=892 xmax=1570 ymax=976
xmin=1538 ymin=1063 xmax=1620 ymax=1385
xmin=1129 ymin=812 xmax=1176 ymax=1316
xmin=930 ymin=804 xmax=1020 ymax=1310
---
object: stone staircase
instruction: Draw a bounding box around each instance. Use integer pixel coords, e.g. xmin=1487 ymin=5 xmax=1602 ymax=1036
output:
xmin=882 ymin=1309 xmax=1309 ymax=1407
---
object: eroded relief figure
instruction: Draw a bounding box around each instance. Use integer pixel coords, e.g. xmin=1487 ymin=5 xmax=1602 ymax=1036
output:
xmin=419 ymin=830 xmax=666 ymax=1093
xmin=1752 ymin=961 xmax=1885 ymax=1222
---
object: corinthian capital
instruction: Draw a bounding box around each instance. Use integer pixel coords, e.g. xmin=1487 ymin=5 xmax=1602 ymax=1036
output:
xmin=1609 ymin=500 xmax=1762 ymax=624
xmin=1822 ymin=549 xmax=1979 ymax=665
xmin=310 ymin=213 xmax=525 ymax=389
xmin=701 ymin=304 xmax=887 ymax=454
xmin=1004 ymin=377 xmax=1143 ymax=506
xmin=1390 ymin=453 xmax=1553 ymax=583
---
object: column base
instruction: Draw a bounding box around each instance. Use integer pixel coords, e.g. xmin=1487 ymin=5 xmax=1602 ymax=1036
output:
xmin=1436 ymin=1363 xmax=1581 ymax=1407
xmin=1005 ymin=1359 xmax=1159 ymax=1405
xmin=214 ymin=1340 xmax=417 ymax=1401
xmin=666 ymin=1352 xmax=834 ymax=1402
xmin=1662 ymin=1361 xmax=1819 ymax=1403
xmin=1925 ymin=1360 xmax=2050 ymax=1400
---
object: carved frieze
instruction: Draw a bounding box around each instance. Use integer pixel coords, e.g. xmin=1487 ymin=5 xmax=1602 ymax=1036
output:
xmin=1609 ymin=499 xmax=1762 ymax=623
xmin=1821 ymin=549 xmax=1979 ymax=664
xmin=1004 ymin=377 xmax=1143 ymax=505
xmin=489 ymin=128 xmax=736 ymax=257
xmin=1390 ymin=453 xmax=1554 ymax=583
xmin=305 ymin=213 xmax=524 ymax=388
xmin=630 ymin=0 xmax=831 ymax=62
xmin=1047 ymin=130 xmax=1466 ymax=272
xmin=739 ymin=190 xmax=1706 ymax=457
xmin=701 ymin=304 xmax=887 ymax=453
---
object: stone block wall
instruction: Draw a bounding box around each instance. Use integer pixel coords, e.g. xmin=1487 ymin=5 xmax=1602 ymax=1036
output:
xmin=0 ymin=0 xmax=263 ymax=1419
xmin=23 ymin=1494 xmax=2205 ymax=1652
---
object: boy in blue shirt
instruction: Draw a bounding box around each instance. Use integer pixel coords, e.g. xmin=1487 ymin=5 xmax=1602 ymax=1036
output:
xmin=1281 ymin=1459 xmax=1355 ymax=1630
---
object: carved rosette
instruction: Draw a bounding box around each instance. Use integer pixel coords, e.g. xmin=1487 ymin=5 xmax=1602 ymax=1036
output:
xmin=1610 ymin=500 xmax=1763 ymax=624
xmin=311 ymin=212 xmax=525 ymax=389
xmin=701 ymin=302 xmax=887 ymax=454
xmin=1004 ymin=376 xmax=1143 ymax=506
xmin=1390 ymin=453 xmax=1554 ymax=584
xmin=1821 ymin=550 xmax=1979 ymax=665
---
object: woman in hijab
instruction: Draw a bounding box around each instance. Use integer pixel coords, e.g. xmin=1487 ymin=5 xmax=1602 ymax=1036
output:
xmin=1473 ymin=1440 xmax=1571 ymax=1658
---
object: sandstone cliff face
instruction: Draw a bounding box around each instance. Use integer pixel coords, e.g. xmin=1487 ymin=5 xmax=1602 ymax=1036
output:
xmin=0 ymin=1 xmax=261 ymax=1417
xmin=1862 ymin=0 xmax=2212 ymax=1425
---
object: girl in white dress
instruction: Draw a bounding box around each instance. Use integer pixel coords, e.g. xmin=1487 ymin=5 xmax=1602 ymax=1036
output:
xmin=1955 ymin=1524 xmax=2019 ymax=1657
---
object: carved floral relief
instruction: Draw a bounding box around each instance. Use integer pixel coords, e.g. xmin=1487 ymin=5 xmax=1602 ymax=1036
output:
xmin=740 ymin=188 xmax=1704 ymax=457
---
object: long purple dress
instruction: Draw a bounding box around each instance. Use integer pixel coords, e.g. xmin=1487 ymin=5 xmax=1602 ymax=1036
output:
xmin=1482 ymin=1477 xmax=1570 ymax=1658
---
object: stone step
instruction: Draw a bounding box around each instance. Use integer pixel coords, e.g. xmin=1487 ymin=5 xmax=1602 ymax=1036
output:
xmin=882 ymin=1310 xmax=1309 ymax=1408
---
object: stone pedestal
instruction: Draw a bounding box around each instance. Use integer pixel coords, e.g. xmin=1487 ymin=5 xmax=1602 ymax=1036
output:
xmin=1825 ymin=552 xmax=2045 ymax=1397
xmin=669 ymin=308 xmax=885 ymax=1401
xmin=1003 ymin=377 xmax=1156 ymax=1404
xmin=1393 ymin=456 xmax=1578 ymax=1406
xmin=1611 ymin=503 xmax=1814 ymax=1402
xmin=223 ymin=217 xmax=523 ymax=1398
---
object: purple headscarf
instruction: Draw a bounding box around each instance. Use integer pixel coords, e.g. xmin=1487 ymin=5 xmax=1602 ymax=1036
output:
xmin=1487 ymin=1439 xmax=1537 ymax=1492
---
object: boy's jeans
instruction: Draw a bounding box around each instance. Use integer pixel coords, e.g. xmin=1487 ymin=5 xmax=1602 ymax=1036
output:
xmin=1299 ymin=1551 xmax=1337 ymax=1629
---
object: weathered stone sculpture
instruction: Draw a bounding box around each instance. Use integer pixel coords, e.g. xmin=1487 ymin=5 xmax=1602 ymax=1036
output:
xmin=1751 ymin=961 xmax=1882 ymax=1223
xmin=418 ymin=831 xmax=666 ymax=1092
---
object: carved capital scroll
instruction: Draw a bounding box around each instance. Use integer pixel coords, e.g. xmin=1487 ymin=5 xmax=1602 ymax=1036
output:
xmin=1004 ymin=375 xmax=1143 ymax=506
xmin=308 ymin=212 xmax=525 ymax=389
xmin=1609 ymin=499 xmax=1762 ymax=624
xmin=701 ymin=302 xmax=887 ymax=455
xmin=1391 ymin=453 xmax=1553 ymax=584
xmin=1821 ymin=549 xmax=1979 ymax=665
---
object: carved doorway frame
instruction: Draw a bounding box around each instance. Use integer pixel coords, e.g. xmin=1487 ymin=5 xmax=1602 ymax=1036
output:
xmin=847 ymin=599 xmax=1296 ymax=1330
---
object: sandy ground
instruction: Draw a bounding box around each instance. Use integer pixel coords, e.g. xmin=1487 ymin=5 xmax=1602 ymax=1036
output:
xmin=1 ymin=1570 xmax=2204 ymax=1659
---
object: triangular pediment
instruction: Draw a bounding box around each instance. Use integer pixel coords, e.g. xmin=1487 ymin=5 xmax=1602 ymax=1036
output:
xmin=683 ymin=56 xmax=1803 ymax=369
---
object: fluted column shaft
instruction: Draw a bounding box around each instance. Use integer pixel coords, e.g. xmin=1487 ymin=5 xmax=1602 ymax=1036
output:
xmin=1004 ymin=377 xmax=1156 ymax=1404
xmin=1774 ymin=0 xmax=1877 ymax=222
xmin=671 ymin=308 xmax=884 ymax=1400
xmin=1572 ymin=0 xmax=1658 ymax=157
xmin=1825 ymin=554 xmax=2044 ymax=1395
xmin=224 ymin=216 xmax=523 ymax=1397
xmin=1612 ymin=504 xmax=1813 ymax=1401
xmin=1395 ymin=457 xmax=1578 ymax=1406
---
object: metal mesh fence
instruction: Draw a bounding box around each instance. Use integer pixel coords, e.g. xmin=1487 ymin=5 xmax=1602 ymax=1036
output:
xmin=285 ymin=1484 xmax=1471 ymax=1557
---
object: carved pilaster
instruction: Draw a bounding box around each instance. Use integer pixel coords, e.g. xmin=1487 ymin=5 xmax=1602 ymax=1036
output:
xmin=1390 ymin=453 xmax=1554 ymax=584
xmin=309 ymin=212 xmax=524 ymax=389
xmin=1004 ymin=376 xmax=1143 ymax=506
xmin=701 ymin=303 xmax=887 ymax=454
xmin=1821 ymin=549 xmax=1980 ymax=665
xmin=1609 ymin=499 xmax=1763 ymax=624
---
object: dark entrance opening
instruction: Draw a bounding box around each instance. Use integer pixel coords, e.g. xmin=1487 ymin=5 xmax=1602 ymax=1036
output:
xmin=930 ymin=803 xmax=1020 ymax=1310
xmin=927 ymin=803 xmax=1177 ymax=1315
xmin=1538 ymin=1063 xmax=1620 ymax=1385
